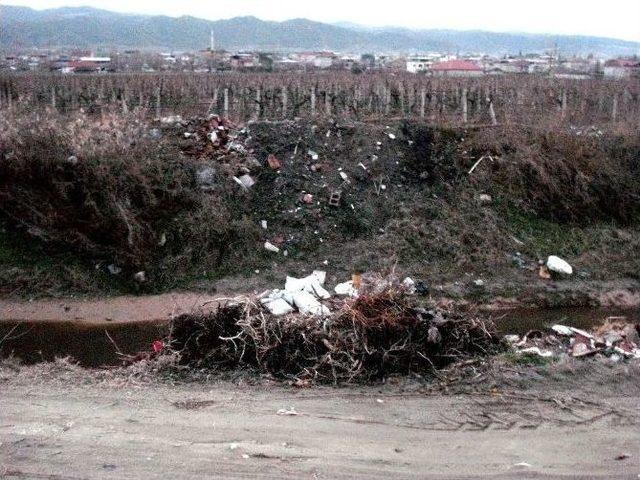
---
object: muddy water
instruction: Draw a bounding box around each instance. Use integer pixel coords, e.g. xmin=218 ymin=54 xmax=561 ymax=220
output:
xmin=0 ymin=321 xmax=169 ymax=367
xmin=1 ymin=307 xmax=639 ymax=367
xmin=489 ymin=307 xmax=640 ymax=334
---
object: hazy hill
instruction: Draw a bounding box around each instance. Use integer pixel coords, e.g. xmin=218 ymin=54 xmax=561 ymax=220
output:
xmin=1 ymin=5 xmax=638 ymax=56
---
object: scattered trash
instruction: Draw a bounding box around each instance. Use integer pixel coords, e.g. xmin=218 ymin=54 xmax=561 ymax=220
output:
xmin=512 ymin=321 xmax=640 ymax=360
xmin=107 ymin=264 xmax=122 ymax=275
xmin=264 ymin=241 xmax=280 ymax=253
xmin=546 ymin=256 xmax=573 ymax=276
xmin=478 ymin=194 xmax=492 ymax=204
xmin=133 ymin=271 xmax=146 ymax=283
xmin=151 ymin=340 xmax=164 ymax=353
xmin=334 ymin=280 xmax=358 ymax=297
xmin=518 ymin=347 xmax=554 ymax=358
xmin=260 ymin=220 xmax=268 ymax=230
xmin=473 ymin=279 xmax=485 ymax=287
xmin=234 ymin=174 xmax=256 ymax=190
xmin=267 ymin=154 xmax=281 ymax=170
xmin=196 ymin=166 xmax=216 ymax=188
xmin=538 ymin=265 xmax=552 ymax=279
xmin=261 ymin=295 xmax=294 ymax=316
xmin=339 ymin=172 xmax=349 ymax=182
xmin=387 ymin=133 xmax=396 ymax=140
xmin=414 ymin=282 xmax=429 ymax=296
xmin=308 ymin=150 xmax=319 ymax=161
xmin=277 ymin=407 xmax=299 ymax=416
xmin=551 ymin=325 xmax=573 ymax=336
xmin=301 ymin=193 xmax=314 ymax=204
xmin=159 ymin=115 xmax=183 ymax=125
xmin=402 ymin=277 xmax=416 ymax=294
xmin=615 ymin=453 xmax=630 ymax=461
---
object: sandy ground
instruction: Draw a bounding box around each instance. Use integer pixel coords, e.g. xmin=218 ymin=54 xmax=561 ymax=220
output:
xmin=0 ymin=293 xmax=223 ymax=325
xmin=1 ymin=374 xmax=639 ymax=480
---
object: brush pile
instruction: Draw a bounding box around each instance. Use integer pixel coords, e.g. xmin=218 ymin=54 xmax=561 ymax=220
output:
xmin=167 ymin=284 xmax=500 ymax=383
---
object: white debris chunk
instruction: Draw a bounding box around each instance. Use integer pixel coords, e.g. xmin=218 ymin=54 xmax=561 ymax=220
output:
xmin=402 ymin=277 xmax=416 ymax=294
xmin=285 ymin=271 xmax=330 ymax=299
xmin=546 ymin=256 xmax=573 ymax=275
xmin=334 ymin=280 xmax=358 ymax=297
xmin=260 ymin=297 xmax=294 ymax=316
xmin=264 ymin=241 xmax=280 ymax=253
xmin=551 ymin=325 xmax=573 ymax=336
xmin=518 ymin=347 xmax=553 ymax=358
xmin=292 ymin=291 xmax=330 ymax=316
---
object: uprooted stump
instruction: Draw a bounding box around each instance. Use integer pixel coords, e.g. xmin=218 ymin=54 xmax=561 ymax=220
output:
xmin=168 ymin=289 xmax=501 ymax=383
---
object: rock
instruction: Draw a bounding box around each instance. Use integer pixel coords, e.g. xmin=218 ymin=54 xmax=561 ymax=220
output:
xmin=546 ymin=256 xmax=573 ymax=275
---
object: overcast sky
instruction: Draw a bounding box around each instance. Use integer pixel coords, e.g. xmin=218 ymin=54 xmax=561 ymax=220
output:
xmin=5 ymin=0 xmax=640 ymax=42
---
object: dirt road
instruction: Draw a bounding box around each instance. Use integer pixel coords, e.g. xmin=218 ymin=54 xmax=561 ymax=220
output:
xmin=2 ymin=377 xmax=639 ymax=479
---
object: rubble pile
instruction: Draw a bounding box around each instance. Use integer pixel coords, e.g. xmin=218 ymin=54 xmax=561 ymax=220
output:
xmin=167 ymin=273 xmax=500 ymax=383
xmin=507 ymin=319 xmax=640 ymax=361
xmin=160 ymin=114 xmax=261 ymax=190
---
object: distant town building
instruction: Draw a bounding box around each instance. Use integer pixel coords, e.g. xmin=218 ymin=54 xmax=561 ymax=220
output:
xmin=430 ymin=59 xmax=484 ymax=77
xmin=603 ymin=59 xmax=640 ymax=79
xmin=406 ymin=57 xmax=433 ymax=73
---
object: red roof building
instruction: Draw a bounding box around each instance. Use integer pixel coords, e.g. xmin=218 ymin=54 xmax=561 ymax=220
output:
xmin=430 ymin=60 xmax=484 ymax=77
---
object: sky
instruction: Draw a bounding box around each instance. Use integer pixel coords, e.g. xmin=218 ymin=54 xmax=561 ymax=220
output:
xmin=4 ymin=0 xmax=640 ymax=42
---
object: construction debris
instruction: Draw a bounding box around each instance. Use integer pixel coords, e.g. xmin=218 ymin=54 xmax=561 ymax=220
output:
xmin=511 ymin=320 xmax=640 ymax=360
xmin=328 ymin=191 xmax=342 ymax=207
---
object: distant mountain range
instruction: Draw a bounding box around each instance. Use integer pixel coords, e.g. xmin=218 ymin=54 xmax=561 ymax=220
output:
xmin=1 ymin=5 xmax=639 ymax=56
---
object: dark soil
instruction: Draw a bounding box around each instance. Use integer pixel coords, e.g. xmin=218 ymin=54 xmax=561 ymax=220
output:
xmin=1 ymin=112 xmax=639 ymax=306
